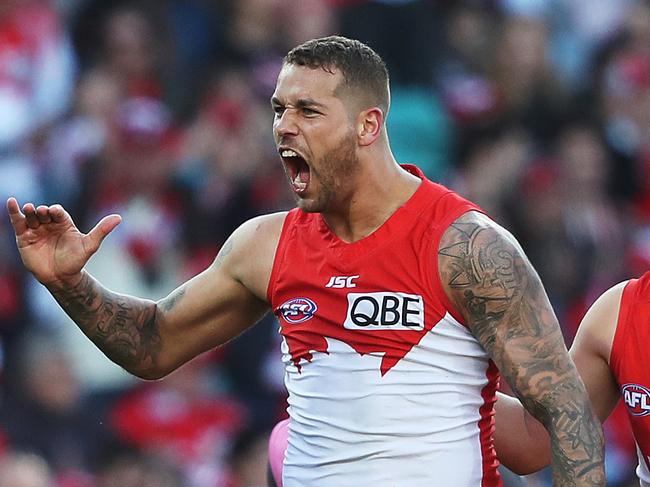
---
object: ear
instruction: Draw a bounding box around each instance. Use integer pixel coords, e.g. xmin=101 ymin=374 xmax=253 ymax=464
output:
xmin=357 ymin=107 xmax=384 ymax=147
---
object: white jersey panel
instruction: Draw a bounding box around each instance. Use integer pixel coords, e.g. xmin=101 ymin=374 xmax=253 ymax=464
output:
xmin=281 ymin=312 xmax=493 ymax=487
xmin=637 ymin=443 xmax=650 ymax=486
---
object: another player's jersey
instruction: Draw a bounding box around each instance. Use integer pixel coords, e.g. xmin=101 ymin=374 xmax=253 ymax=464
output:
xmin=611 ymin=271 xmax=650 ymax=486
xmin=267 ymin=165 xmax=502 ymax=487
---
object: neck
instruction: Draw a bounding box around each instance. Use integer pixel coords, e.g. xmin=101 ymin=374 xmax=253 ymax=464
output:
xmin=322 ymin=152 xmax=421 ymax=243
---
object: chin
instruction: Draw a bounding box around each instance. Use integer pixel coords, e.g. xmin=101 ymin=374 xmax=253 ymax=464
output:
xmin=294 ymin=194 xmax=328 ymax=213
xmin=296 ymin=199 xmax=321 ymax=213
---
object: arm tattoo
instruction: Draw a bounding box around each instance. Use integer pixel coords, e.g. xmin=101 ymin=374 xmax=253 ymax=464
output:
xmin=439 ymin=220 xmax=545 ymax=343
xmin=438 ymin=213 xmax=604 ymax=486
xmin=49 ymin=272 xmax=161 ymax=377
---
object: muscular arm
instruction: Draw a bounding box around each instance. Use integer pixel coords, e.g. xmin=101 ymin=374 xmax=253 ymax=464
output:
xmin=494 ymin=281 xmax=624 ymax=475
xmin=49 ymin=272 xmax=161 ymax=378
xmin=48 ymin=213 xmax=284 ymax=379
xmin=438 ymin=211 xmax=604 ymax=485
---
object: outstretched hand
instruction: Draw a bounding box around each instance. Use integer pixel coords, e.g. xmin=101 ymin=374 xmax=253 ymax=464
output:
xmin=6 ymin=197 xmax=121 ymax=287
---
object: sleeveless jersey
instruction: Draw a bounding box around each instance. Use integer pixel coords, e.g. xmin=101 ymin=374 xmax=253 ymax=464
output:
xmin=267 ymin=165 xmax=502 ymax=486
xmin=611 ymin=271 xmax=650 ymax=486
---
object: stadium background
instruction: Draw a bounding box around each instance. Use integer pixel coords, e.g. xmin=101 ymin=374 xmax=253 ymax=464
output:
xmin=0 ymin=0 xmax=648 ymax=485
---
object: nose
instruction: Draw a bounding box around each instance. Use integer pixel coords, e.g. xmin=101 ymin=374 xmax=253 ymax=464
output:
xmin=274 ymin=109 xmax=299 ymax=139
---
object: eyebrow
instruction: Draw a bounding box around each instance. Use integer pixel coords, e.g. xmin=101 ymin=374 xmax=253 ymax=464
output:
xmin=271 ymin=97 xmax=327 ymax=109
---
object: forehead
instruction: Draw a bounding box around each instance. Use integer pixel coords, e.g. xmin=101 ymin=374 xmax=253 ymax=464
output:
xmin=272 ymin=64 xmax=344 ymax=103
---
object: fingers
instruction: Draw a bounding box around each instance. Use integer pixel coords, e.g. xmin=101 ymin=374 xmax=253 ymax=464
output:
xmin=7 ymin=198 xmax=73 ymax=233
xmin=49 ymin=204 xmax=68 ymax=224
xmin=8 ymin=199 xmax=121 ymax=255
xmin=22 ymin=203 xmax=40 ymax=230
xmin=36 ymin=205 xmax=52 ymax=224
xmin=6 ymin=197 xmax=27 ymax=236
xmin=85 ymin=214 xmax=122 ymax=254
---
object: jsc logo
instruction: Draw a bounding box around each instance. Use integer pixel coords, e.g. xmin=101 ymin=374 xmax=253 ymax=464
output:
xmin=622 ymin=383 xmax=650 ymax=416
xmin=278 ymin=297 xmax=318 ymax=324
xmin=343 ymin=292 xmax=424 ymax=330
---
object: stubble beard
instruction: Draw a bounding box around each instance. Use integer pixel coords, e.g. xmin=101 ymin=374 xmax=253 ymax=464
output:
xmin=296 ymin=132 xmax=358 ymax=214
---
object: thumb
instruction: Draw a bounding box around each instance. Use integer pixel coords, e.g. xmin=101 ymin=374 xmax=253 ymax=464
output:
xmin=84 ymin=214 xmax=122 ymax=254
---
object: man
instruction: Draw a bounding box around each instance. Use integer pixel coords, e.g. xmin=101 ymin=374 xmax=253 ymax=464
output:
xmin=6 ymin=36 xmax=603 ymax=486
xmin=496 ymin=273 xmax=650 ymax=485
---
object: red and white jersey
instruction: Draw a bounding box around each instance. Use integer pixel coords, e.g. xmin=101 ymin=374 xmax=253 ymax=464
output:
xmin=611 ymin=271 xmax=650 ymax=486
xmin=267 ymin=166 xmax=502 ymax=486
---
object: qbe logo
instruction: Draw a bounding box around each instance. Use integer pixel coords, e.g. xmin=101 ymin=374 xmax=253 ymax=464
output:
xmin=343 ymin=292 xmax=424 ymax=330
xmin=622 ymin=383 xmax=650 ymax=416
xmin=278 ymin=297 xmax=318 ymax=324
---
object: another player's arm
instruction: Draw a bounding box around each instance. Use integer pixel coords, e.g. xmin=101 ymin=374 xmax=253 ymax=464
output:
xmin=494 ymin=282 xmax=624 ymax=475
xmin=438 ymin=211 xmax=605 ymax=486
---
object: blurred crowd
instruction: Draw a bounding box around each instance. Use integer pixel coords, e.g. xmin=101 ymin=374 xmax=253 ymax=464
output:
xmin=0 ymin=0 xmax=649 ymax=485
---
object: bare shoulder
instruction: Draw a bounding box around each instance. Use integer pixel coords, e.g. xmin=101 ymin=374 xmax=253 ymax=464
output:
xmin=216 ymin=211 xmax=288 ymax=301
xmin=573 ymin=280 xmax=627 ymax=363
xmin=232 ymin=211 xmax=288 ymax=250
xmin=437 ymin=210 xmax=531 ymax=327
xmin=436 ymin=209 xmax=563 ymax=366
xmin=438 ymin=210 xmax=519 ymax=256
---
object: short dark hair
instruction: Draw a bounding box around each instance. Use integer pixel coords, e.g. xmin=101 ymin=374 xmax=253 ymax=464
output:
xmin=284 ymin=36 xmax=390 ymax=115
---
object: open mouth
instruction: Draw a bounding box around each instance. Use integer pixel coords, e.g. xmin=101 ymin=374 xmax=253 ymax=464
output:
xmin=280 ymin=149 xmax=311 ymax=194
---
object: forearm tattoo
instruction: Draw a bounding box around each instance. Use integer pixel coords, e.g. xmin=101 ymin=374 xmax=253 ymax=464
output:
xmin=49 ymin=272 xmax=162 ymax=376
xmin=439 ymin=213 xmax=604 ymax=486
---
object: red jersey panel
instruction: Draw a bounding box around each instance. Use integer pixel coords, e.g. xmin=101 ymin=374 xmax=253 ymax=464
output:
xmin=267 ymin=165 xmax=502 ymax=487
xmin=611 ymin=271 xmax=650 ymax=483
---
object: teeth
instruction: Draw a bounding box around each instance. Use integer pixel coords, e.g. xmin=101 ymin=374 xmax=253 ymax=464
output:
xmin=293 ymin=175 xmax=307 ymax=191
xmin=281 ymin=149 xmax=298 ymax=157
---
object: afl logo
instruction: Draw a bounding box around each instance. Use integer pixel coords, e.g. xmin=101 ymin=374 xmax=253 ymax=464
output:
xmin=622 ymin=383 xmax=650 ymax=416
xmin=278 ymin=298 xmax=318 ymax=324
